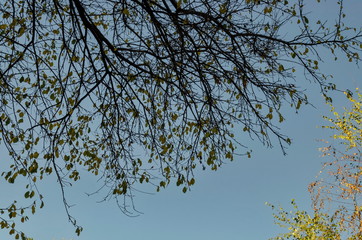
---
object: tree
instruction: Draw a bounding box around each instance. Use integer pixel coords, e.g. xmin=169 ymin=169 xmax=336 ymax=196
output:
xmin=268 ymin=200 xmax=342 ymax=240
xmin=0 ymin=0 xmax=361 ymax=238
xmin=309 ymin=89 xmax=362 ymax=238
xmin=270 ymin=89 xmax=362 ymax=239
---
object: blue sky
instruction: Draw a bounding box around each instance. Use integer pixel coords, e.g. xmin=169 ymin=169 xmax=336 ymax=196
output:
xmin=0 ymin=1 xmax=362 ymax=240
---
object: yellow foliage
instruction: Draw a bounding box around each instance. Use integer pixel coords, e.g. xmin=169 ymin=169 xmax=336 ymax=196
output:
xmin=324 ymin=88 xmax=362 ymax=149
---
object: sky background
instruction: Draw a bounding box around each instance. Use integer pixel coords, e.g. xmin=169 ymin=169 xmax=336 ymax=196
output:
xmin=1 ymin=1 xmax=362 ymax=240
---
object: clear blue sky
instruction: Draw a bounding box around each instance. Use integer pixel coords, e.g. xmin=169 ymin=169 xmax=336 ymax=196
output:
xmin=0 ymin=1 xmax=361 ymax=240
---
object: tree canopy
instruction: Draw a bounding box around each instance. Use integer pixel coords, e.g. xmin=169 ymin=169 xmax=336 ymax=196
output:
xmin=270 ymin=89 xmax=362 ymax=239
xmin=0 ymin=0 xmax=362 ymax=238
xmin=309 ymin=89 xmax=362 ymax=238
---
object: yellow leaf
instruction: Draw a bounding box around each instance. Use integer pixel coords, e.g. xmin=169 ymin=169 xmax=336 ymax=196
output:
xmin=278 ymin=64 xmax=285 ymax=72
xmin=219 ymin=3 xmax=227 ymax=14
xmin=122 ymin=8 xmax=130 ymax=16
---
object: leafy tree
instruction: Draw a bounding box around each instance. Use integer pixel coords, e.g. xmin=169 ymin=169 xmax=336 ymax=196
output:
xmin=309 ymin=89 xmax=362 ymax=238
xmin=268 ymin=200 xmax=342 ymax=240
xmin=0 ymin=0 xmax=362 ymax=238
xmin=270 ymin=89 xmax=362 ymax=239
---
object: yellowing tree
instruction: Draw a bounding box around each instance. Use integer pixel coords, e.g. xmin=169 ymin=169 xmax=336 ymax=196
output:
xmin=1 ymin=0 xmax=362 ymax=238
xmin=309 ymin=89 xmax=362 ymax=238
xmin=268 ymin=200 xmax=342 ymax=240
xmin=270 ymin=89 xmax=362 ymax=239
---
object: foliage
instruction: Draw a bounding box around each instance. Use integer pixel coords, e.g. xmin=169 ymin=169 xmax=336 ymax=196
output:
xmin=309 ymin=89 xmax=362 ymax=237
xmin=0 ymin=0 xmax=362 ymax=238
xmin=268 ymin=200 xmax=342 ymax=240
xmin=270 ymin=89 xmax=362 ymax=239
xmin=323 ymin=90 xmax=362 ymax=149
